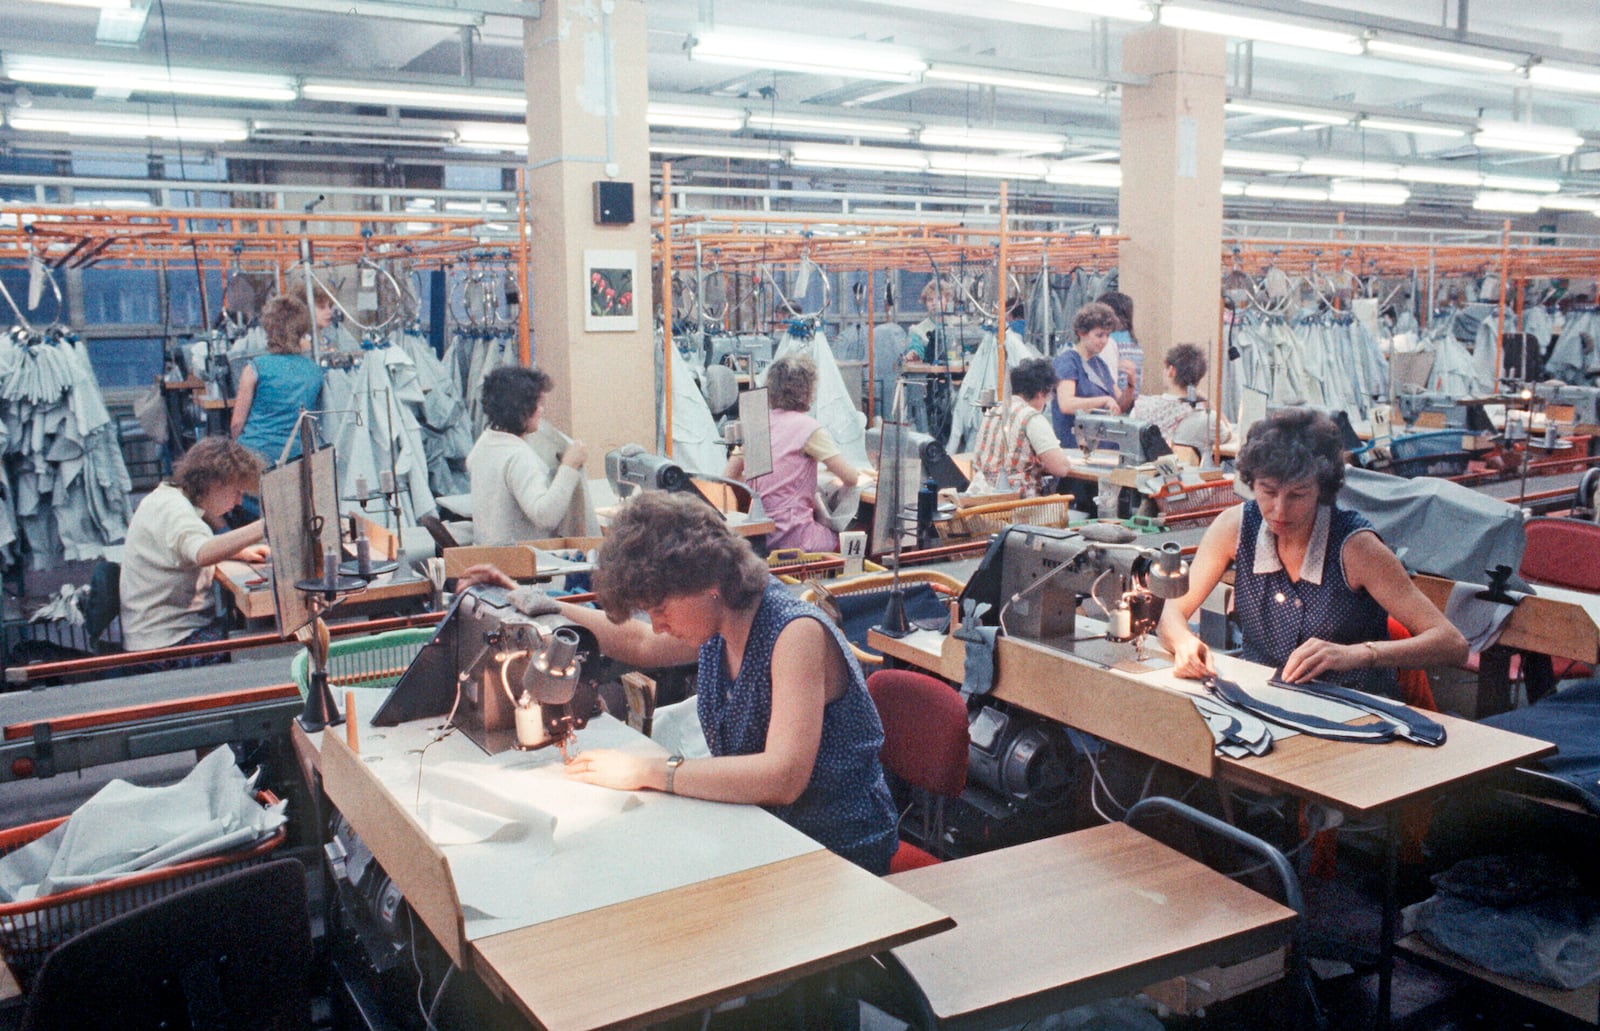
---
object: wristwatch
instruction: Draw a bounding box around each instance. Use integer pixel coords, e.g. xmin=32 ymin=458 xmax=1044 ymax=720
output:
xmin=664 ymin=754 xmax=685 ymax=795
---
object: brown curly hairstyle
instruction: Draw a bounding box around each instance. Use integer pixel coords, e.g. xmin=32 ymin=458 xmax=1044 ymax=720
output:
xmin=259 ymin=296 xmax=312 ymax=355
xmin=592 ymin=492 xmax=770 ymax=622
xmin=1236 ymin=407 xmax=1346 ymax=504
xmin=171 ymin=436 xmax=263 ymax=504
xmin=764 ymin=356 xmax=817 ymax=412
xmin=1072 ymin=301 xmax=1119 ymax=340
xmin=1164 ymin=343 xmax=1207 ymax=390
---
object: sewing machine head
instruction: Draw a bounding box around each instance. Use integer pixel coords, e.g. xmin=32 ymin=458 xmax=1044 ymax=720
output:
xmin=1532 ymin=382 xmax=1600 ymax=427
xmin=605 ymin=444 xmax=690 ymax=498
xmin=1394 ymin=390 xmax=1492 ymax=431
xmin=1071 ymin=413 xmax=1171 ymax=466
xmin=960 ymin=524 xmax=1189 ymax=657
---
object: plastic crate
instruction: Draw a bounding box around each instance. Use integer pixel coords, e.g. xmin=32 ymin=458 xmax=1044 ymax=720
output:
xmin=1355 ymin=431 xmax=1472 ymax=479
xmin=0 ymin=791 xmax=285 ymax=991
xmin=289 ymin=626 xmax=435 ymax=699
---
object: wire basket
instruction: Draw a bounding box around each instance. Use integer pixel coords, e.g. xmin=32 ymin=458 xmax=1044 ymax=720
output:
xmin=0 ymin=791 xmax=286 ymax=992
xmin=941 ymin=495 xmax=1080 ymax=539
xmin=1358 ymin=430 xmax=1473 ymax=479
xmin=798 ymin=570 xmax=963 ymax=666
xmin=767 ymin=548 xmax=886 ymax=586
xmin=1150 ymin=478 xmax=1239 ymax=517
xmin=289 ymin=626 xmax=435 ymax=698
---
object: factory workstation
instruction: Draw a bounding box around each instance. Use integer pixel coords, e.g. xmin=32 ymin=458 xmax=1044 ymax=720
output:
xmin=8 ymin=2 xmax=1600 ymax=1031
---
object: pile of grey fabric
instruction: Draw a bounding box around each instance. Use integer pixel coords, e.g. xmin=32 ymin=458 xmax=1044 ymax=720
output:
xmin=0 ymin=328 xmax=133 ymax=571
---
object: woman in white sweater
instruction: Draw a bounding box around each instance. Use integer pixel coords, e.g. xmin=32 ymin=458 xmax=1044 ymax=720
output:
xmin=467 ymin=366 xmax=588 ymax=545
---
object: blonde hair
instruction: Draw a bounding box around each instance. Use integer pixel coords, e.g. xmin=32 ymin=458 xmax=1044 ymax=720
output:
xmin=259 ymin=296 xmax=312 ymax=354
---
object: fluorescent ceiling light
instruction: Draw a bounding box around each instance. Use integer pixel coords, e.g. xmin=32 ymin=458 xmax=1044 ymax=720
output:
xmin=649 ymin=140 xmax=784 ymax=161
xmin=1479 ymin=173 xmax=1561 ymax=193
xmin=1226 ymin=101 xmax=1351 ymax=125
xmin=924 ymin=64 xmax=1103 ymax=97
xmin=790 ymin=142 xmax=929 ymax=172
xmin=79 ymin=195 xmax=154 ymax=208
xmin=303 ymin=80 xmax=524 ymax=114
xmin=1004 ymin=0 xmax=1154 ymax=21
xmin=1243 ymin=183 xmax=1328 ymax=201
xmin=455 ymin=121 xmax=527 ymax=151
xmin=1222 ymin=150 xmax=1302 ymax=171
xmin=1395 ymin=165 xmax=1484 ymax=186
xmin=687 ymin=27 xmax=927 ymax=83
xmin=250 ymin=121 xmax=457 ymax=148
xmin=1364 ymin=39 xmax=1522 ymax=73
xmin=1161 ymin=6 xmax=1362 ymax=55
xmin=8 ymin=108 xmax=247 ymax=141
xmin=1528 ymin=64 xmax=1600 ymax=94
xmin=646 ymin=103 xmax=744 ymax=132
xmin=4 ymin=55 xmax=297 ymax=102
xmin=918 ymin=126 xmax=1066 ymax=153
xmin=1473 ymin=191 xmax=1541 ymax=213
xmin=927 ymin=153 xmax=1049 ymax=179
xmin=1328 ymin=180 xmax=1410 ymax=205
xmin=1045 ymin=161 xmax=1123 ymax=187
xmin=1358 ymin=117 xmax=1468 ymax=139
xmin=745 ymin=112 xmax=913 ymax=140
xmin=1539 ymin=195 xmax=1600 ymax=212
xmin=19 ymin=0 xmax=131 ymax=7
xmin=1221 ymin=180 xmax=1247 ymax=196
xmin=1473 ymin=120 xmax=1583 ymax=156
xmin=96 ymin=4 xmax=151 ymax=45
xmin=444 ymin=200 xmax=507 ymax=214
xmin=1300 ymin=157 xmax=1399 ymax=179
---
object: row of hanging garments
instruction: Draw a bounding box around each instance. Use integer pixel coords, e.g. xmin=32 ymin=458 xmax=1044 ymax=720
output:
xmin=442 ymin=325 xmax=521 ymax=437
xmin=0 ymin=327 xmax=133 ymax=570
xmin=1219 ymin=311 xmax=1388 ymax=432
xmin=1020 ymin=266 xmax=1117 ymax=356
xmin=944 ymin=328 xmax=1044 ymax=455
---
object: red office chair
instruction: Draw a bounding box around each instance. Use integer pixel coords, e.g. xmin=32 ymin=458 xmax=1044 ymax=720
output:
xmin=866 ymin=669 xmax=970 ymax=874
xmin=1519 ymin=517 xmax=1600 ymax=682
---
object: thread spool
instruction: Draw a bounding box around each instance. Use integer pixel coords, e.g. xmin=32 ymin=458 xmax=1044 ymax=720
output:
xmin=355 ymin=475 xmax=369 ymax=499
xmin=379 ymin=470 xmax=395 ymax=495
xmin=323 ymin=547 xmax=340 ymax=589
xmin=356 ymin=538 xmax=372 ymax=576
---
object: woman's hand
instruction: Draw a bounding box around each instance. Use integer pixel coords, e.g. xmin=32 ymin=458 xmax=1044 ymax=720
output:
xmin=1280 ymin=637 xmax=1363 ymax=684
xmin=235 ymin=543 xmax=271 ymax=564
xmin=1102 ymin=395 xmax=1122 ymax=415
xmin=1169 ymin=633 xmax=1214 ymax=679
xmin=563 ymin=749 xmax=659 ymax=792
xmin=561 ymin=439 xmax=589 ymax=470
xmin=457 ymin=564 xmax=517 ymax=591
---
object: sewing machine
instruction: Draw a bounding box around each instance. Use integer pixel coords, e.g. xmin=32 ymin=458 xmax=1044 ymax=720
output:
xmin=865 ymin=424 xmax=969 ymax=490
xmin=1394 ymin=389 xmax=1494 ymax=431
xmin=604 ymin=443 xmax=768 ymax=520
xmin=1532 ymin=382 xmax=1600 ymax=427
xmin=374 ymin=587 xmax=605 ymax=758
xmin=1071 ymin=413 xmax=1170 ymax=466
xmin=960 ymin=523 xmax=1189 ymax=665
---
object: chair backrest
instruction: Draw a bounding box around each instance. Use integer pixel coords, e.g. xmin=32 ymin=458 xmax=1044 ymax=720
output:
xmin=866 ymin=669 xmax=970 ymax=799
xmin=417 ymin=513 xmax=460 ymax=556
xmin=21 ymin=858 xmax=312 ymax=1031
xmin=1520 ymin=517 xmax=1600 ymax=593
xmin=84 ymin=560 xmax=121 ymax=645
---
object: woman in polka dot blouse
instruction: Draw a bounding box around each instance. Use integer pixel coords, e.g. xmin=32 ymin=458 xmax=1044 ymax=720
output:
xmin=1157 ymin=408 xmax=1467 ymax=698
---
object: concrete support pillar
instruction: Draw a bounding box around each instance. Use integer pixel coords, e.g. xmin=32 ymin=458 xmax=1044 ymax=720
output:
xmin=523 ymin=0 xmax=654 ymax=458
xmin=1118 ymin=27 xmax=1226 ymax=394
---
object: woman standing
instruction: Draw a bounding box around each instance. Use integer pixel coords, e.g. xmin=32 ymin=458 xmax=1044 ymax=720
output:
xmin=232 ymin=296 xmax=324 ymax=464
xmin=1049 ymin=301 xmax=1137 ymax=448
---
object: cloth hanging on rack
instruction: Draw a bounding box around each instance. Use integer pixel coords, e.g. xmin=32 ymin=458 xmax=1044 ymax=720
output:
xmin=0 ymin=330 xmax=133 ymax=570
xmin=319 ymin=349 xmax=439 ymax=526
xmin=394 ymin=328 xmax=472 ymax=498
xmin=1545 ymin=309 xmax=1599 ymax=386
xmin=657 ymin=338 xmax=727 ymax=476
xmin=1419 ymin=309 xmax=1494 ymax=396
xmin=945 ymin=330 xmax=1042 ymax=455
xmin=770 ymin=322 xmax=868 ymax=469
xmin=1221 ymin=313 xmax=1388 ymax=431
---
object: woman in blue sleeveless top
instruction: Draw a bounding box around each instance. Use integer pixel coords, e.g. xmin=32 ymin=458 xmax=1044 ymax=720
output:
xmin=232 ymin=295 xmax=324 ymax=465
xmin=535 ymin=492 xmax=897 ymax=873
xmin=1158 ymin=408 xmax=1466 ymax=697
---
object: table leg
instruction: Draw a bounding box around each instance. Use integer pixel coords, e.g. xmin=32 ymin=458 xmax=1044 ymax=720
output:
xmin=1376 ymin=807 xmax=1400 ymax=1031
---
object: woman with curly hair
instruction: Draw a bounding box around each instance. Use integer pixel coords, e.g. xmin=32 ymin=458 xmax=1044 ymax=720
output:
xmin=232 ymin=295 xmax=324 ymax=465
xmin=462 ymin=491 xmax=898 ymax=873
xmin=119 ymin=437 xmax=268 ymax=658
xmin=467 ymin=366 xmax=588 ymax=545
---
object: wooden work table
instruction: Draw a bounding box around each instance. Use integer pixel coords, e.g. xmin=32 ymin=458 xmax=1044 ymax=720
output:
xmin=886 ymin=823 xmax=1297 ymax=1031
xmin=215 ymin=560 xmax=432 ymax=623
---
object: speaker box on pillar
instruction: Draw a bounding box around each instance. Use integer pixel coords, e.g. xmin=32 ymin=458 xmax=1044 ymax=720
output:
xmin=593 ymin=181 xmax=634 ymax=225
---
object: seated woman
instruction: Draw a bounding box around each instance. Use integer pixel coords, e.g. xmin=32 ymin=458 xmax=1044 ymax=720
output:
xmin=119 ymin=438 xmax=268 ymax=662
xmin=1128 ymin=342 xmax=1233 ymax=451
xmin=1157 ymin=408 xmax=1467 ymax=697
xmin=232 ymin=295 xmax=324 ymax=465
xmin=725 ymin=355 xmax=869 ymax=552
xmin=467 ymin=491 xmax=898 ymax=873
xmin=966 ymin=358 xmax=1075 ymax=498
xmin=467 ymin=366 xmax=588 ymax=545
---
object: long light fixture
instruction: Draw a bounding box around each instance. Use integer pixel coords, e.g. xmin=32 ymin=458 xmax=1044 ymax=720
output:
xmin=455 ymin=121 xmax=527 ymax=151
xmin=918 ymin=126 xmax=1066 ymax=153
xmin=1222 ymin=150 xmax=1302 ymax=171
xmin=790 ymin=142 xmax=929 ymax=172
xmin=1479 ymin=173 xmax=1561 ymax=193
xmin=1003 ymin=0 xmax=1154 ymax=21
xmin=923 ymin=64 xmax=1103 ymax=97
xmin=1045 ymin=161 xmax=1123 ymax=187
xmin=1473 ymin=191 xmax=1541 ymax=213
xmin=1528 ymin=64 xmax=1600 ymax=95
xmin=1395 ymin=165 xmax=1484 ymax=186
xmin=1473 ymin=120 xmax=1583 ymax=156
xmin=1244 ymin=183 xmax=1328 ymax=201
xmin=745 ymin=112 xmax=913 ymax=140
xmin=8 ymin=108 xmax=248 ymax=141
xmin=927 ymin=153 xmax=1049 ymax=180
xmin=19 ymin=0 xmax=130 ymax=7
xmin=1539 ymin=195 xmax=1600 ymax=213
xmin=1300 ymin=157 xmax=1400 ymax=179
xmin=649 ymin=140 xmax=784 ymax=161
xmin=250 ymin=119 xmax=458 ymax=148
xmin=1160 ymin=6 xmax=1363 ymax=56
xmin=4 ymin=54 xmax=297 ymax=102
xmin=646 ymin=103 xmax=744 ymax=132
xmin=686 ymin=27 xmax=927 ymax=83
xmin=1364 ymin=39 xmax=1522 ymax=73
xmin=1226 ymin=100 xmax=1351 ymax=125
xmin=1221 ymin=180 xmax=1247 ymax=196
xmin=302 ymin=80 xmax=525 ymax=114
xmin=1358 ymin=116 xmax=1468 ymax=139
xmin=1328 ymin=180 xmax=1410 ymax=206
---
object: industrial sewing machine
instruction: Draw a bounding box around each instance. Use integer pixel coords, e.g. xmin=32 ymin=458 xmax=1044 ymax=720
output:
xmin=374 ymin=587 xmax=605 ymax=759
xmin=865 ymin=424 xmax=969 ymax=490
xmin=960 ymin=523 xmax=1189 ymax=668
xmin=604 ymin=443 xmax=768 ymax=519
xmin=1071 ymin=413 xmax=1171 ymax=467
xmin=1532 ymin=382 xmax=1600 ymax=428
xmin=1394 ymin=389 xmax=1494 ymax=431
